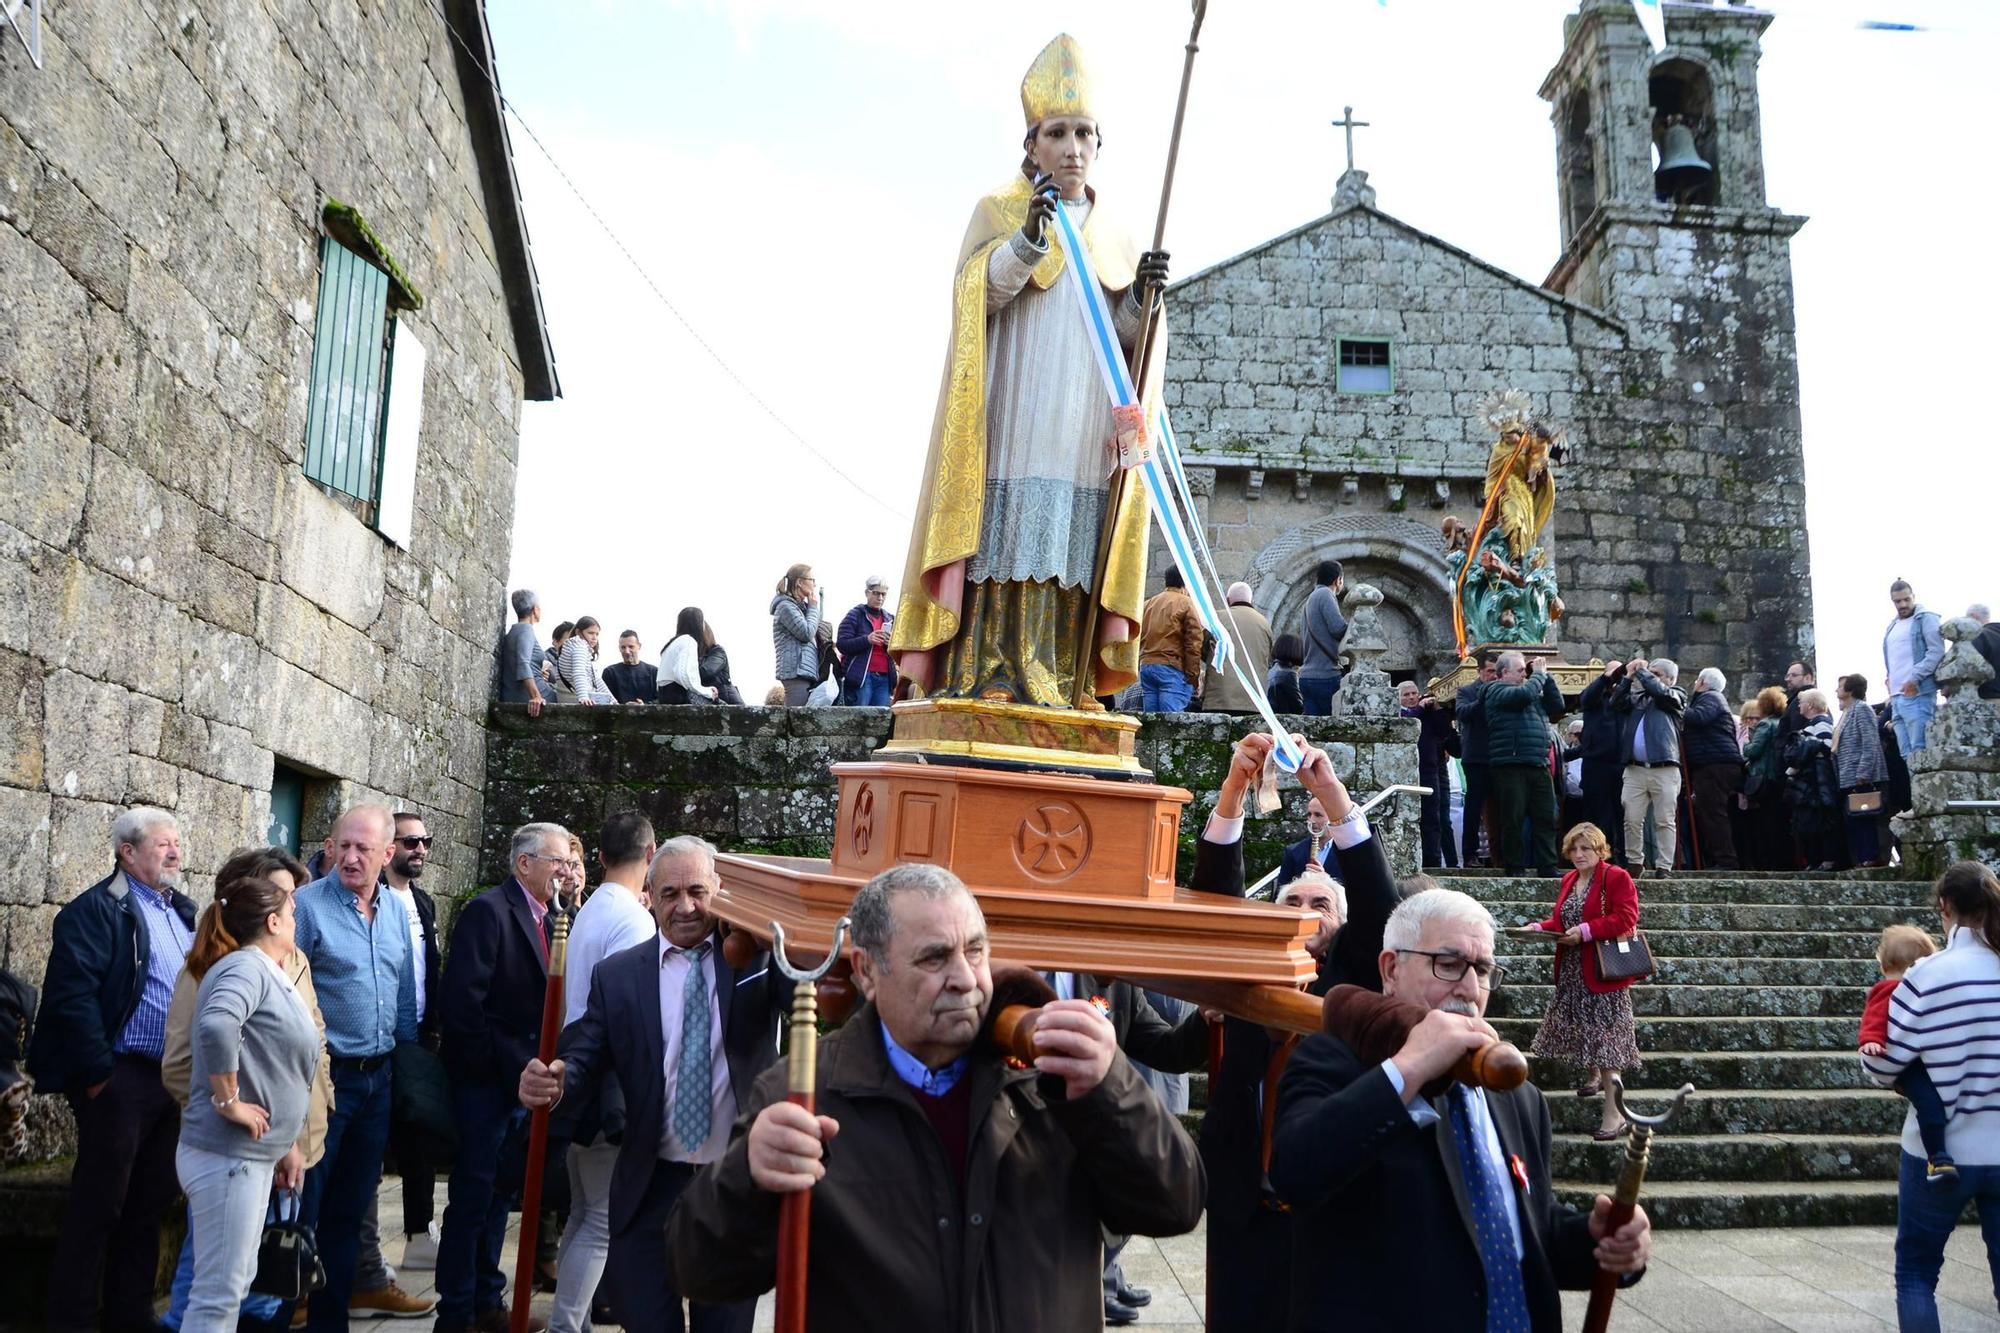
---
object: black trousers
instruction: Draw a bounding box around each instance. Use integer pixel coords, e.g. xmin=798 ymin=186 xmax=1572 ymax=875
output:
xmin=49 ymin=1054 xmax=182 ymax=1332
xmin=1580 ymin=758 xmax=1625 ymax=863
xmin=1207 ymin=1205 xmax=1296 ymax=1332
xmin=1460 ymin=762 xmax=1492 ymax=865
xmin=1420 ymin=763 xmax=1457 ymax=867
xmin=609 ymin=1160 xmax=754 ymax=1333
xmin=1490 ymin=764 xmax=1560 ymax=875
xmin=1688 ymin=763 xmax=1742 ymax=870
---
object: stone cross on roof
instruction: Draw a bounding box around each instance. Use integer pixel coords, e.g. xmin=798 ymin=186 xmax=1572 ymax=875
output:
xmin=1333 ymin=105 xmax=1370 ymax=173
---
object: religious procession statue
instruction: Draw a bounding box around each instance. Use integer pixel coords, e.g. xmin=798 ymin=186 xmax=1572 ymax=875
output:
xmin=889 ymin=34 xmax=1170 ymax=710
xmin=1445 ymin=389 xmax=1567 ymax=651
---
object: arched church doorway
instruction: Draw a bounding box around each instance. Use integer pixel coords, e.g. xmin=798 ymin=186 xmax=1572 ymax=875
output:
xmin=1248 ymin=514 xmax=1460 ymax=684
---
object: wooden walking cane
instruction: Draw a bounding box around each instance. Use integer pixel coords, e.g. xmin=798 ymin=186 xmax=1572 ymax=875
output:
xmin=509 ymin=893 xmax=571 ymax=1333
xmin=1069 ymin=0 xmax=1210 ymax=708
xmin=1582 ymin=1077 xmax=1694 ymax=1333
xmin=771 ymin=916 xmax=852 ymax=1333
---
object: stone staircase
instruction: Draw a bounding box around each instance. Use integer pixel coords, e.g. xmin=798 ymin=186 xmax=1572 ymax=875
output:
xmin=1183 ymin=869 xmax=1939 ymax=1229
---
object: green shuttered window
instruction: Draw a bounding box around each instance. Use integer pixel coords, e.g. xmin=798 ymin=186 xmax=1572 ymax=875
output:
xmin=303 ymin=236 xmax=393 ymax=502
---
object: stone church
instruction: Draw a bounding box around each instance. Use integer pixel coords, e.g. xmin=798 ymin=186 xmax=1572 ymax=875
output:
xmin=1160 ymin=0 xmax=1811 ymax=689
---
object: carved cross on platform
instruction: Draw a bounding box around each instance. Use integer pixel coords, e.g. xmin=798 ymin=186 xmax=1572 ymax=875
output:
xmin=1333 ymin=105 xmax=1370 ymax=173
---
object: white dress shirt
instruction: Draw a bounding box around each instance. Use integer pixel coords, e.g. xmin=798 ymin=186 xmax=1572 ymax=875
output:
xmin=384 ymin=881 xmax=426 ymax=1023
xmin=659 ymin=938 xmax=735 ymax=1164
xmin=564 ymin=880 xmax=656 ymax=1026
xmin=1382 ymin=1058 xmax=1525 ymax=1260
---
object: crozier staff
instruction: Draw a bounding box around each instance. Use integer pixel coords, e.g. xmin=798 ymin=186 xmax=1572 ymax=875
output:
xmin=664 ymin=863 xmax=1205 ymax=1331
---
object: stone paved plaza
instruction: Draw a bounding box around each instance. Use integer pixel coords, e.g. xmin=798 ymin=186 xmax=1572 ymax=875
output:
xmin=375 ymin=1180 xmax=2000 ymax=1333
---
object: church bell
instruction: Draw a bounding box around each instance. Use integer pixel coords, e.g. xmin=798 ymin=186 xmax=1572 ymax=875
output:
xmin=1654 ymin=120 xmax=1712 ymax=197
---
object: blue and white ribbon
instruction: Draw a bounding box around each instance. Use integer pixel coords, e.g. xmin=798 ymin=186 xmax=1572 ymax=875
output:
xmin=1046 ymin=200 xmax=1304 ymax=773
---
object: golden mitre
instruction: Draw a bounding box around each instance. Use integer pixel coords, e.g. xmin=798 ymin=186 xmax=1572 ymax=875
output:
xmin=1021 ymin=34 xmax=1095 ymax=127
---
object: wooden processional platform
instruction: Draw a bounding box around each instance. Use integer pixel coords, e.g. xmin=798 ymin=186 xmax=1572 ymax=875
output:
xmin=711 ymin=699 xmax=1326 ymax=1033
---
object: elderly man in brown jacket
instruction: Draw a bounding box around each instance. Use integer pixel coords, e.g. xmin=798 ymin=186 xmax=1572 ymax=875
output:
xmin=666 ymin=863 xmax=1205 ymax=1331
xmin=1203 ymin=582 xmax=1273 ymax=716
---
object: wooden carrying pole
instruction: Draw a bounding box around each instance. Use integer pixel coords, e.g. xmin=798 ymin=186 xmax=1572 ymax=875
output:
xmin=1582 ymin=1078 xmax=1694 ymax=1333
xmin=509 ymin=905 xmax=569 ymax=1333
xmin=1070 ymin=0 xmax=1210 ymax=707
xmin=772 ymin=917 xmax=852 ymax=1333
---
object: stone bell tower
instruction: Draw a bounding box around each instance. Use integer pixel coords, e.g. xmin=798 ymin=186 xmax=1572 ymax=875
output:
xmin=1539 ymin=0 xmax=1813 ymax=687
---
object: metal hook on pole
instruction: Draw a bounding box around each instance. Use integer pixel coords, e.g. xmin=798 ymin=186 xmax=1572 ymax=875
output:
xmin=1582 ymin=1078 xmax=1694 ymax=1333
xmin=771 ymin=916 xmax=851 ymax=1333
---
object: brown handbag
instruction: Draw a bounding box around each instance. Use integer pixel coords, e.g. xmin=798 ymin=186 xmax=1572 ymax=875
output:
xmin=1592 ymin=931 xmax=1655 ymax=983
xmin=1847 ymin=788 xmax=1884 ymax=815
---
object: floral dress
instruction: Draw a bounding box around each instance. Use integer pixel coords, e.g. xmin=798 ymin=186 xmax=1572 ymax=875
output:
xmin=1530 ymin=874 xmax=1640 ymax=1072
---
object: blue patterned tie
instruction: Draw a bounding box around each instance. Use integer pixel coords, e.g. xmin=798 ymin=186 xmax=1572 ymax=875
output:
xmin=671 ymin=943 xmax=713 ymax=1153
xmin=1450 ymin=1084 xmax=1533 ymax=1333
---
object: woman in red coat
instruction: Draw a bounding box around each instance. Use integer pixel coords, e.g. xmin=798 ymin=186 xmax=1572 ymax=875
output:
xmin=1525 ymin=822 xmax=1642 ymax=1139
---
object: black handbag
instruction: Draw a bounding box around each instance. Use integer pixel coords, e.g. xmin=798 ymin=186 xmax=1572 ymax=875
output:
xmin=390 ymin=1039 xmax=458 ymax=1161
xmin=251 ymin=1190 xmax=324 ymax=1302
xmin=1592 ymin=931 xmax=1656 ymax=984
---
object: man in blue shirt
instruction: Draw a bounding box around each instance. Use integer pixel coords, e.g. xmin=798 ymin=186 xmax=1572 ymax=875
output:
xmin=30 ymin=807 xmax=197 ymax=1333
xmin=294 ymin=803 xmax=416 ymax=1333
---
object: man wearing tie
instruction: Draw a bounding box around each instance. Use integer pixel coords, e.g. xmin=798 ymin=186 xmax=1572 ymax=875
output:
xmin=435 ymin=821 xmax=572 ymax=1333
xmin=1270 ymin=886 xmax=1652 ymax=1331
xmin=518 ymin=836 xmax=789 ymax=1333
xmin=1276 ymin=796 xmax=1335 ymax=888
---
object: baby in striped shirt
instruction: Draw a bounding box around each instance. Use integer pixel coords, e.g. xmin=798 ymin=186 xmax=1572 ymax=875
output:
xmin=1859 ymin=924 xmax=1952 ymax=1181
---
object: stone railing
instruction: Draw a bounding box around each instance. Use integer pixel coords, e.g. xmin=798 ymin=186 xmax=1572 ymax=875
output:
xmin=482 ymin=705 xmax=1423 ymax=894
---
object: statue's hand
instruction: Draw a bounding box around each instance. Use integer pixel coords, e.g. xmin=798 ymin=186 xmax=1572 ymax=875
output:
xmin=1550 ymin=596 xmax=1566 ymax=621
xmin=1136 ymin=250 xmax=1171 ymax=302
xmin=1022 ymin=184 xmax=1059 ymax=247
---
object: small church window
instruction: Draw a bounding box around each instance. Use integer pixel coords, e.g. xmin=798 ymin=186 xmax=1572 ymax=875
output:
xmin=1337 ymin=337 xmax=1394 ymax=394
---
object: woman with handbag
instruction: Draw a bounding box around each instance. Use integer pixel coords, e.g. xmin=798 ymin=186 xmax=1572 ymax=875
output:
xmin=1524 ymin=822 xmax=1643 ymax=1140
xmin=1784 ymin=689 xmax=1843 ymax=872
xmin=1741 ymin=685 xmax=1791 ymax=870
xmin=1834 ymin=673 xmax=1891 ymax=868
xmin=178 ymin=872 xmax=322 ymax=1332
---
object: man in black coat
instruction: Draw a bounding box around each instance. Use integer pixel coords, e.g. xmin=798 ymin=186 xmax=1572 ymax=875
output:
xmin=435 ymin=821 xmax=573 ymax=1333
xmin=28 ymin=808 xmax=197 ymax=1333
xmin=1399 ymin=681 xmax=1460 ymax=868
xmin=1576 ymin=661 xmax=1629 ymax=863
xmin=520 ymin=836 xmax=791 ymax=1333
xmin=1455 ymin=653 xmax=1500 ymax=865
xmin=1683 ymin=669 xmax=1744 ymax=870
xmin=1270 ymin=886 xmax=1652 ymax=1332
xmin=1188 ymin=732 xmax=1401 ymax=1333
xmin=1275 ymin=796 xmax=1335 ymax=888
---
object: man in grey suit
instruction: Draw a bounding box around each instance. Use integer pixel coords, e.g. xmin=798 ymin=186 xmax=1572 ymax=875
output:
xmin=519 ymin=836 xmax=789 ymax=1333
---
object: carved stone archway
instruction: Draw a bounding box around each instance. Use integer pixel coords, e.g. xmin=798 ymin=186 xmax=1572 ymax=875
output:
xmin=1249 ymin=514 xmax=1460 ymax=682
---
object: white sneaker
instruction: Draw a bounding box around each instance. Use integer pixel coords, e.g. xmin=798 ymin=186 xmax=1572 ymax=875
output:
xmin=401 ymin=1221 xmax=441 ymax=1270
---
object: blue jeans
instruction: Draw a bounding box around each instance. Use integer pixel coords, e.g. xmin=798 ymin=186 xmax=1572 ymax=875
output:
xmin=1895 ymin=1151 xmax=2000 ymax=1331
xmin=1893 ymin=691 xmax=1937 ymax=754
xmin=436 ymin=1083 xmax=530 ymax=1325
xmin=1300 ymin=674 xmax=1341 ymax=716
xmin=859 ymin=671 xmax=894 ymax=707
xmin=1140 ymin=663 xmax=1194 ymax=713
xmin=303 ymin=1061 xmax=392 ymax=1333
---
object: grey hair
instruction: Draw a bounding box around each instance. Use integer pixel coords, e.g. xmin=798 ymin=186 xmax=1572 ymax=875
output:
xmin=1649 ymin=657 xmax=1679 ymax=684
xmin=1797 ymin=687 xmax=1830 ymax=717
xmin=111 ymin=806 xmax=178 ymax=855
xmin=1697 ymin=666 xmax=1726 ymax=694
xmin=850 ymin=863 xmax=978 ymax=963
xmin=651 ymin=835 xmax=719 ymax=880
xmin=1495 ymin=650 xmax=1526 ymax=674
xmin=511 ymin=588 xmax=539 ymax=618
xmin=510 ymin=820 xmax=571 ymax=867
xmin=1382 ymin=888 xmax=1495 ymax=955
xmin=1278 ymin=869 xmax=1347 ymax=925
xmin=1971 ymin=603 xmax=1991 ymax=621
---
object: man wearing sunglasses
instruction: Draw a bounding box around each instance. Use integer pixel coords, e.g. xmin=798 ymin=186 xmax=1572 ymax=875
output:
xmin=1270 ymin=887 xmax=1653 ymax=1331
xmin=382 ymin=816 xmax=443 ymax=1269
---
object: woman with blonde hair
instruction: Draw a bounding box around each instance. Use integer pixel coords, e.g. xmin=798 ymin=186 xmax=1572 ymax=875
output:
xmin=1524 ymin=822 xmax=1642 ymax=1139
xmin=770 ymin=564 xmax=824 ymax=706
xmin=1742 ymin=684 xmax=1791 ymax=869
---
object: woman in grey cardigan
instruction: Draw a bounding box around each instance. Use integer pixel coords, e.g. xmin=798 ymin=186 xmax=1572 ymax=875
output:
xmin=178 ymin=873 xmax=321 ymax=1332
xmin=1835 ymin=673 xmax=1892 ymax=867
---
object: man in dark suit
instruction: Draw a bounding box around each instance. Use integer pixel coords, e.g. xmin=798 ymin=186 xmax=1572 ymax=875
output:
xmin=435 ymin=821 xmax=573 ymax=1333
xmin=1576 ymin=661 xmax=1630 ymax=864
xmin=1270 ymin=886 xmax=1652 ymax=1332
xmin=1188 ymin=733 xmax=1400 ymax=1332
xmin=1276 ymin=796 xmax=1334 ymax=889
xmin=519 ymin=835 xmax=790 ymax=1333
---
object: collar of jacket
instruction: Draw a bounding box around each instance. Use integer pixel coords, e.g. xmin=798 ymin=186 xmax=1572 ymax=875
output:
xmin=824 ymin=999 xmax=1040 ymax=1111
xmin=107 ymin=867 xmax=197 ymax=927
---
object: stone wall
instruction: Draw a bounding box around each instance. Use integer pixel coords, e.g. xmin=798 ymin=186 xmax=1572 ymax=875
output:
xmin=482 ymin=705 xmax=1424 ymax=894
xmin=1 ymin=2 xmax=533 ymax=986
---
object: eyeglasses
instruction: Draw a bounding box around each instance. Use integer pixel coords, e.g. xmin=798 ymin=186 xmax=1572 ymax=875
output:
xmin=397 ymin=836 xmax=434 ymax=850
xmin=1395 ymin=948 xmax=1507 ymax=991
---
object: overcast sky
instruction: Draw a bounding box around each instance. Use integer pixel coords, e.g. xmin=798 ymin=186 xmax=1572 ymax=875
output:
xmin=489 ymin=0 xmax=1992 ymax=703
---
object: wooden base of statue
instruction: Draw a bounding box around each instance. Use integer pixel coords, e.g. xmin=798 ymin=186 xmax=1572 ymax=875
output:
xmin=1427 ymin=647 xmax=1608 ymax=704
xmin=713 ymin=701 xmax=1324 ymax=1026
xmin=877 ymin=697 xmax=1151 ymax=779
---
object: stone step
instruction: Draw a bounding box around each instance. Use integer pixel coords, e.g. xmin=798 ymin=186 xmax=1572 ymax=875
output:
xmin=1442 ymin=865 xmax=1924 ymax=884
xmin=1551 ymin=1133 xmax=1900 ymax=1183
xmin=1489 ymin=983 xmax=1872 ymax=1020
xmin=1439 ymin=874 xmax=1937 ymax=908
xmin=1551 ymin=1178 xmax=1906 ymax=1229
xmin=1479 ymin=901 xmax=1927 ymax=932
xmin=1495 ymin=955 xmax=1881 ymax=988
xmin=1538 ymin=1049 xmax=1872 ymax=1092
xmin=1547 ymin=1088 xmax=1902 ymax=1137
xmin=1490 ymin=1015 xmax=1862 ymax=1052
xmin=1563 ymin=929 xmax=1885 ymax=959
